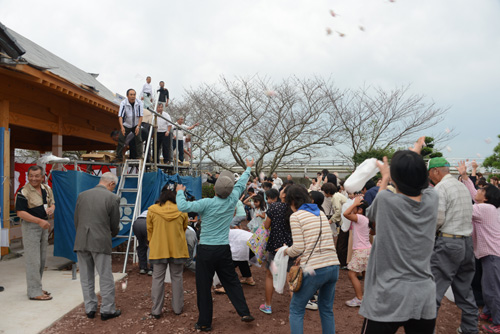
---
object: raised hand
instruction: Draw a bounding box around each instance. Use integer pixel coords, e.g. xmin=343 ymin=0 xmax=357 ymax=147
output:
xmin=410 ymin=136 xmax=426 ymax=154
xmin=176 ymin=184 xmax=186 ymax=192
xmin=456 ymin=161 xmax=467 ymax=176
xmin=246 ymin=158 xmax=255 ymax=168
xmin=376 ymin=156 xmax=390 ymax=180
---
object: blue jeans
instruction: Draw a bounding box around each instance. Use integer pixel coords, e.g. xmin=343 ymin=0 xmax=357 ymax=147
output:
xmin=289 ymin=265 xmax=339 ymax=334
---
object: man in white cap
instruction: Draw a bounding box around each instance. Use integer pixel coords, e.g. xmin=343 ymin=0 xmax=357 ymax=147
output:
xmin=176 ymin=159 xmax=255 ymax=332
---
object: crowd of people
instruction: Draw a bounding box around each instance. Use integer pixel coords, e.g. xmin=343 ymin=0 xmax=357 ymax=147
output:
xmin=13 ymin=134 xmax=500 ymax=334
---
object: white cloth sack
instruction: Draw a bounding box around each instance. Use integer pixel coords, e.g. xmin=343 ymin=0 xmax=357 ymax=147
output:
xmin=229 ymin=229 xmax=253 ymax=261
xmin=344 ymin=158 xmax=379 ymax=193
xmin=272 ymin=246 xmax=289 ymax=294
xmin=341 ymin=198 xmax=354 ymax=232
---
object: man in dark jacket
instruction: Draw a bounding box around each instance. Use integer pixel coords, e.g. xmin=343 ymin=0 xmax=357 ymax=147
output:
xmin=74 ymin=172 xmax=121 ymax=321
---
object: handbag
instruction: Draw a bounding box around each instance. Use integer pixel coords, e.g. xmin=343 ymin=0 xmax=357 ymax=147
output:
xmin=288 ymin=214 xmax=323 ymax=292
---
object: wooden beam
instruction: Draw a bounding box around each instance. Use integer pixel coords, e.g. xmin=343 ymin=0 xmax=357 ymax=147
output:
xmin=9 ymin=111 xmax=58 ymax=133
xmin=9 ymin=111 xmax=115 ymax=144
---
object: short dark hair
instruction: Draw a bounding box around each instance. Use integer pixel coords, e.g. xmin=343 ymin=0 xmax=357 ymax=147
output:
xmin=390 ymin=150 xmax=429 ymax=196
xmin=262 ymin=182 xmax=273 ymax=190
xmin=265 ymin=189 xmax=280 ymax=200
xmin=357 ymin=201 xmax=368 ymax=215
xmin=247 ymin=187 xmax=255 ymax=194
xmin=478 ymin=179 xmax=488 ymax=187
xmin=484 ymin=184 xmax=500 ymax=208
xmin=363 ymin=179 xmax=376 ymax=191
xmin=126 ymin=88 xmax=135 ymax=96
xmin=326 ymin=173 xmax=337 ymax=186
xmin=160 ymin=80 xmax=164 ymax=84
xmin=310 ymin=191 xmax=324 ymax=209
xmin=285 ymin=185 xmax=312 ymax=210
xmin=28 ymin=165 xmax=44 ymax=175
xmin=321 ymin=182 xmax=337 ymax=195
xmin=322 ymin=169 xmax=329 ymax=176
xmin=110 ymin=130 xmax=120 ymax=138
xmin=158 ymin=188 xmax=176 ymax=206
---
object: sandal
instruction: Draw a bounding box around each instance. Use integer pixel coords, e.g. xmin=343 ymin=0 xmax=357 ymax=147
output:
xmin=43 ymin=290 xmax=51 ymax=296
xmin=214 ymin=287 xmax=226 ymax=294
xmin=30 ymin=294 xmax=53 ymax=301
xmin=240 ymin=279 xmax=256 ymax=286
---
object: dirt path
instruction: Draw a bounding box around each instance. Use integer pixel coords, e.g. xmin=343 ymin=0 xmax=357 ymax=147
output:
xmin=41 ymin=254 xmax=485 ymax=334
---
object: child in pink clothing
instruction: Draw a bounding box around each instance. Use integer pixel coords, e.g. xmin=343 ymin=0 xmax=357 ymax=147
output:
xmin=343 ymin=196 xmax=371 ymax=307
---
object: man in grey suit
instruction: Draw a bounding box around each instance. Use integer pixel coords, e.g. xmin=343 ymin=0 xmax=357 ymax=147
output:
xmin=74 ymin=172 xmax=121 ymax=321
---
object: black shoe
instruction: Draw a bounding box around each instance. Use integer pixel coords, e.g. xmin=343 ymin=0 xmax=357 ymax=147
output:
xmin=194 ymin=323 xmax=212 ymax=331
xmin=86 ymin=311 xmax=96 ymax=319
xmin=151 ymin=313 xmax=161 ymax=319
xmin=101 ymin=310 xmax=121 ymax=321
xmin=241 ymin=315 xmax=255 ymax=322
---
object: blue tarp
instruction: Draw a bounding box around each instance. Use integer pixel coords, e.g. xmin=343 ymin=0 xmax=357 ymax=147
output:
xmin=51 ymin=170 xmax=202 ymax=262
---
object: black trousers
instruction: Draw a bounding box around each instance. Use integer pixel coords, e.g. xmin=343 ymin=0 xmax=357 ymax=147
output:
xmin=196 ymin=244 xmax=250 ymax=326
xmin=234 ymin=261 xmax=252 ymax=277
xmin=472 ymin=257 xmax=484 ymax=307
xmin=157 ymin=132 xmax=172 ymax=163
xmin=336 ymin=229 xmax=349 ymax=267
xmin=361 ymin=318 xmax=436 ymax=334
xmin=116 ymin=126 xmax=142 ymax=159
xmin=132 ymin=218 xmax=150 ymax=270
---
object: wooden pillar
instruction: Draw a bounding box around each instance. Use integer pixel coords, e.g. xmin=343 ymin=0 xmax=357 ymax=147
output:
xmin=0 ymin=100 xmax=10 ymax=255
xmin=51 ymin=116 xmax=63 ymax=157
xmin=52 ymin=134 xmax=63 ymax=157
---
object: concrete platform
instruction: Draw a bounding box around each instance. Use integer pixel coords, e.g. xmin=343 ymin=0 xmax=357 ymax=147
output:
xmin=0 ymin=245 xmax=126 ymax=334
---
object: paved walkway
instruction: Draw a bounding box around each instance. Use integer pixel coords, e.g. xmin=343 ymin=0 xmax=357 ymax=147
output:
xmin=0 ymin=245 xmax=126 ymax=334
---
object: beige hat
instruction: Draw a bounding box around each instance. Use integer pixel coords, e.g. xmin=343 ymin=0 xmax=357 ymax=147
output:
xmin=214 ymin=170 xmax=235 ymax=199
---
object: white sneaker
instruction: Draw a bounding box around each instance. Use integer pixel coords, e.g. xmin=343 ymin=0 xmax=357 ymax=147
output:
xmin=345 ymin=297 xmax=362 ymax=307
xmin=306 ymin=300 xmax=318 ymax=310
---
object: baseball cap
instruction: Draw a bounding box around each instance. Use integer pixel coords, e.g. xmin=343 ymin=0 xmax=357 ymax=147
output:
xmin=428 ymin=157 xmax=450 ymax=170
xmin=214 ymin=170 xmax=235 ymax=199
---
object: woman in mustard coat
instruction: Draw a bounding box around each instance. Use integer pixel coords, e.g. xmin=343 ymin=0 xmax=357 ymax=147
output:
xmin=147 ymin=188 xmax=189 ymax=318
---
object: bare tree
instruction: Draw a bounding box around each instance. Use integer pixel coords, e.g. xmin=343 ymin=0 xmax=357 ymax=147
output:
xmin=325 ymin=85 xmax=453 ymax=166
xmin=182 ymin=75 xmax=343 ymax=176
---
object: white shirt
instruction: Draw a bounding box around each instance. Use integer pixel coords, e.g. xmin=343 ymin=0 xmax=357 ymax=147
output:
xmin=140 ymin=83 xmax=153 ymax=98
xmin=172 ymin=123 xmax=189 ymax=139
xmin=184 ymin=136 xmax=191 ymax=150
xmin=273 ymin=177 xmax=283 ymax=189
xmin=157 ymin=112 xmax=172 ymax=133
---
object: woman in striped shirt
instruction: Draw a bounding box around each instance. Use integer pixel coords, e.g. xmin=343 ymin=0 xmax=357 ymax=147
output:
xmin=284 ymin=185 xmax=340 ymax=334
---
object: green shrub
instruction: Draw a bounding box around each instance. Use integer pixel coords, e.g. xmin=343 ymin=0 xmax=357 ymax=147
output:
xmin=202 ymin=184 xmax=215 ymax=198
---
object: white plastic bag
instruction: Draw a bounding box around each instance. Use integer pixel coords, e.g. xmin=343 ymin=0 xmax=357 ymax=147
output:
xmin=344 ymin=158 xmax=379 ymax=193
xmin=272 ymin=246 xmax=289 ymax=294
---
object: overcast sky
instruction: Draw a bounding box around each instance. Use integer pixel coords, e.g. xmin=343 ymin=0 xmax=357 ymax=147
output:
xmin=2 ymin=0 xmax=499 ymax=162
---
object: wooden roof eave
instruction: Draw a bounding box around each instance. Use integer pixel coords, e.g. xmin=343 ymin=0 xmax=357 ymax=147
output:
xmin=0 ymin=63 xmax=119 ymax=115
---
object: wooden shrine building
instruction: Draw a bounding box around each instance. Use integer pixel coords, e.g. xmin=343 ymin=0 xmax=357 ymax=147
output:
xmin=0 ymin=22 xmax=120 ymax=250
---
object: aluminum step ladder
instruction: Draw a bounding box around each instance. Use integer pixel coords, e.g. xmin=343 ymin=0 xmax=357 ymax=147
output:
xmin=112 ymin=124 xmax=154 ymax=273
